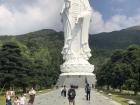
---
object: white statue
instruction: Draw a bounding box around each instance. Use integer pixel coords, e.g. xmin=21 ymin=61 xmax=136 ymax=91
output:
xmin=60 ymin=0 xmax=94 ymax=74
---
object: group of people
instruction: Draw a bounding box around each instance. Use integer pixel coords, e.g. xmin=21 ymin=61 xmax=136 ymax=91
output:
xmin=6 ymin=88 xmax=36 ymax=105
xmin=61 ymin=83 xmax=92 ymax=105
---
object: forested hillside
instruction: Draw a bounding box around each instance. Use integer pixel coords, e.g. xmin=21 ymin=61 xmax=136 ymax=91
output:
xmin=90 ymin=28 xmax=140 ymax=49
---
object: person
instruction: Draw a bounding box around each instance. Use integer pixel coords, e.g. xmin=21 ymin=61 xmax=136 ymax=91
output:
xmin=28 ymin=88 xmax=36 ymax=105
xmin=6 ymin=94 xmax=12 ymax=105
xmin=20 ymin=94 xmax=26 ymax=105
xmin=62 ymin=85 xmax=67 ymax=97
xmin=85 ymin=83 xmax=91 ymax=101
xmin=68 ymin=85 xmax=76 ymax=105
xmin=13 ymin=96 xmax=20 ymax=105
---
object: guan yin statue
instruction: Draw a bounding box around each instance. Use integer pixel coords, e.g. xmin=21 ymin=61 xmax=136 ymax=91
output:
xmin=57 ymin=0 xmax=96 ymax=87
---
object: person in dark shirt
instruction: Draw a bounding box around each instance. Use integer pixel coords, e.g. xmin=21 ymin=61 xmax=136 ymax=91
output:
xmin=63 ymin=85 xmax=67 ymax=97
xmin=85 ymin=83 xmax=91 ymax=101
xmin=68 ymin=85 xmax=76 ymax=105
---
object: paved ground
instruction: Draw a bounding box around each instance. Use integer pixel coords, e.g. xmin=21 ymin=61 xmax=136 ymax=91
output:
xmin=34 ymin=89 xmax=121 ymax=105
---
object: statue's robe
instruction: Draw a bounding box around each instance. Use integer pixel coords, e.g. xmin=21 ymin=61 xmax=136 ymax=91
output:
xmin=61 ymin=0 xmax=92 ymax=60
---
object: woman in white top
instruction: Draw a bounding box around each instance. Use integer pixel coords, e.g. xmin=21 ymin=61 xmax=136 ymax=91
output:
xmin=20 ymin=94 xmax=26 ymax=105
xmin=14 ymin=96 xmax=20 ymax=105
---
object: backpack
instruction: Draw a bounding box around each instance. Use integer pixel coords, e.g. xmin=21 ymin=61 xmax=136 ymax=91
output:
xmin=68 ymin=89 xmax=76 ymax=99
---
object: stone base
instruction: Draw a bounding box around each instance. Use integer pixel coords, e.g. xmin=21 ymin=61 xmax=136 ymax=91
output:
xmin=58 ymin=58 xmax=96 ymax=87
xmin=60 ymin=58 xmax=94 ymax=73
xmin=56 ymin=73 xmax=96 ymax=88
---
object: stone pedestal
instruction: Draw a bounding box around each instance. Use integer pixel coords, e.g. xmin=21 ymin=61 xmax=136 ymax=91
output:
xmin=56 ymin=58 xmax=96 ymax=87
xmin=56 ymin=72 xmax=96 ymax=88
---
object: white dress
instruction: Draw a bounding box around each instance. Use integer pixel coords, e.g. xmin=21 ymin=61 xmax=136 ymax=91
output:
xmin=61 ymin=0 xmax=92 ymax=61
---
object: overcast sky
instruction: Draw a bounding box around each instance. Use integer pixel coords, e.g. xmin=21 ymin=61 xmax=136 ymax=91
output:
xmin=0 ymin=0 xmax=140 ymax=35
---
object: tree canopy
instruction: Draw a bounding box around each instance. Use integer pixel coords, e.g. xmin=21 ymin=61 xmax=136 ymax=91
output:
xmin=96 ymin=45 xmax=140 ymax=95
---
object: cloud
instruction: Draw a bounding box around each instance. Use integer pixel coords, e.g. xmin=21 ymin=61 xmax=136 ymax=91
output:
xmin=90 ymin=8 xmax=140 ymax=34
xmin=0 ymin=0 xmax=140 ymax=35
xmin=0 ymin=0 xmax=38 ymax=11
xmin=0 ymin=0 xmax=63 ymax=35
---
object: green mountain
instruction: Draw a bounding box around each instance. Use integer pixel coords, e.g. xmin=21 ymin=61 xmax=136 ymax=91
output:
xmin=90 ymin=26 xmax=140 ymax=49
xmin=0 ymin=26 xmax=140 ymax=50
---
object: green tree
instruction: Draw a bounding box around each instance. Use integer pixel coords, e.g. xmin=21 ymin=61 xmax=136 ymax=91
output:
xmin=0 ymin=42 xmax=31 ymax=92
xmin=124 ymin=45 xmax=140 ymax=95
